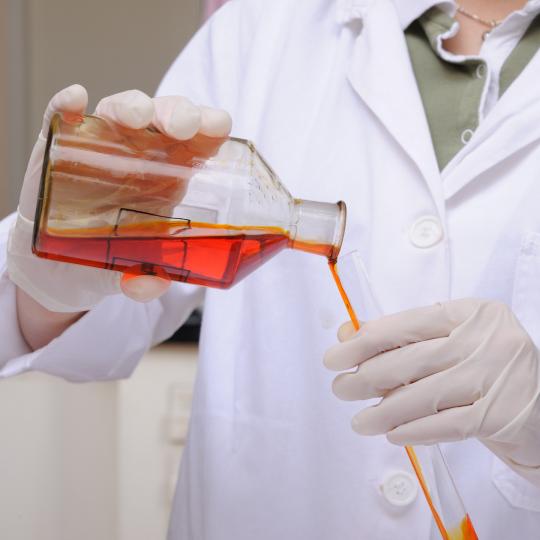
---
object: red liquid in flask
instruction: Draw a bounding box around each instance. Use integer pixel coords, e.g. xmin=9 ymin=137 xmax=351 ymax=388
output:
xmin=34 ymin=221 xmax=292 ymax=289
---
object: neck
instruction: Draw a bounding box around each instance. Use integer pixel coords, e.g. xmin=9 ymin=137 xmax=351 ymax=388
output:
xmin=458 ymin=0 xmax=528 ymax=20
xmin=444 ymin=0 xmax=529 ymax=56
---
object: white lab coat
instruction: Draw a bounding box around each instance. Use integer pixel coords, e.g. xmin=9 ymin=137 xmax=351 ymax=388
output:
xmin=1 ymin=0 xmax=540 ymax=538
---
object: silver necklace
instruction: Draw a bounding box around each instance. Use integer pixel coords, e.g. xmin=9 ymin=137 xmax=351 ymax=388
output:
xmin=456 ymin=3 xmax=505 ymax=39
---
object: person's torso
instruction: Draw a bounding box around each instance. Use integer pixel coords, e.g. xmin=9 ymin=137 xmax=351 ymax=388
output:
xmin=169 ymin=1 xmax=540 ymax=538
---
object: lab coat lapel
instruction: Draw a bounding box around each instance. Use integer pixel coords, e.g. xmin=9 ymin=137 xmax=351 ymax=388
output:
xmin=346 ymin=0 xmax=443 ymax=213
xmin=443 ymin=50 xmax=540 ymax=199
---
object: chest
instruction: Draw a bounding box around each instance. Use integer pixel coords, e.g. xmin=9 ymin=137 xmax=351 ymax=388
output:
xmin=218 ymin=13 xmax=540 ymax=340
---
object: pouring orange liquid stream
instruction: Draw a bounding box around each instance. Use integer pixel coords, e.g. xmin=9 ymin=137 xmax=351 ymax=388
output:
xmin=328 ymin=260 xmax=478 ymax=540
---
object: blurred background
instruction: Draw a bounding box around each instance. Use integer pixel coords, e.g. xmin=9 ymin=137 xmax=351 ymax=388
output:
xmin=0 ymin=1 xmax=226 ymax=538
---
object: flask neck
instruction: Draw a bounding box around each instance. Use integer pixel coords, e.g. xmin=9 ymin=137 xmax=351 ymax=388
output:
xmin=289 ymin=199 xmax=346 ymax=261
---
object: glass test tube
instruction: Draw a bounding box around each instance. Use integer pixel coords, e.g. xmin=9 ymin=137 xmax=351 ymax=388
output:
xmin=332 ymin=251 xmax=478 ymax=540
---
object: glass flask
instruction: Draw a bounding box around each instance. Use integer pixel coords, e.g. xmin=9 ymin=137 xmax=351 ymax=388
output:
xmin=33 ymin=113 xmax=346 ymax=288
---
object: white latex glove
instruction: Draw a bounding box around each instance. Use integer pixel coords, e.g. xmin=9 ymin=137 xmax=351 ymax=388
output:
xmin=7 ymin=84 xmax=232 ymax=312
xmin=324 ymin=298 xmax=540 ymax=483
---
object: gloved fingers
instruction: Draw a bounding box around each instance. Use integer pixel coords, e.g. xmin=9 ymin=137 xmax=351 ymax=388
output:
xmin=199 ymin=106 xmax=233 ymax=137
xmin=338 ymin=321 xmax=358 ymax=342
xmin=332 ymin=337 xmax=454 ymax=400
xmin=120 ymin=274 xmax=171 ymax=302
xmin=8 ymin=215 xmax=124 ymax=311
xmin=324 ymin=299 xmax=477 ymax=371
xmin=350 ymin=370 xmax=482 ymax=436
xmin=95 ymin=89 xmax=155 ymax=129
xmin=40 ymin=84 xmax=88 ymax=139
xmin=152 ymin=96 xmax=202 ymax=140
xmin=385 ymin=405 xmax=479 ymax=446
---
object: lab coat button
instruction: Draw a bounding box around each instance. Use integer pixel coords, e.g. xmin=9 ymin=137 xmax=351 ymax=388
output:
xmin=475 ymin=63 xmax=486 ymax=79
xmin=381 ymin=471 xmax=418 ymax=507
xmin=461 ymin=128 xmax=474 ymax=144
xmin=409 ymin=216 xmax=443 ymax=248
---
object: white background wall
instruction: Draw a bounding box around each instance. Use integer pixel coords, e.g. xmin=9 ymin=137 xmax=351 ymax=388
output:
xmin=0 ymin=374 xmax=120 ymax=540
xmin=117 ymin=346 xmax=198 ymax=540
xmin=0 ymin=345 xmax=198 ymax=540
xmin=0 ymin=1 xmax=203 ymax=538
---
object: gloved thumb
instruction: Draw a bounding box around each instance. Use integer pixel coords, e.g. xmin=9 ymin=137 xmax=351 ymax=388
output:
xmin=338 ymin=321 xmax=358 ymax=342
xmin=40 ymin=84 xmax=88 ymax=139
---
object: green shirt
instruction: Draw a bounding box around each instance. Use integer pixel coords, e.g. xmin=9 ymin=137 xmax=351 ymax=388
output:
xmin=405 ymin=9 xmax=540 ymax=170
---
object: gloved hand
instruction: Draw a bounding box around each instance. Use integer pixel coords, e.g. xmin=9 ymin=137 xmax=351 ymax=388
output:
xmin=7 ymin=84 xmax=232 ymax=312
xmin=324 ymin=298 xmax=540 ymax=481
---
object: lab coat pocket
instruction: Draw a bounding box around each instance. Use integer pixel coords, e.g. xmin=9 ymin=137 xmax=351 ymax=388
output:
xmin=511 ymin=230 xmax=540 ymax=347
xmin=492 ymin=230 xmax=540 ymax=512
xmin=491 ymin=457 xmax=540 ymax=512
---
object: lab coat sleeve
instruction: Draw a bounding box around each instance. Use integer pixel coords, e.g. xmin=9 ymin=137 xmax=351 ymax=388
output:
xmin=155 ymin=0 xmax=260 ymax=111
xmin=0 ymin=211 xmax=203 ymax=381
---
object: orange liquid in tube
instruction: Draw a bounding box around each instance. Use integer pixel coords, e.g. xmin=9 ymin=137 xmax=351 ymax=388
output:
xmin=460 ymin=515 xmax=478 ymax=540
